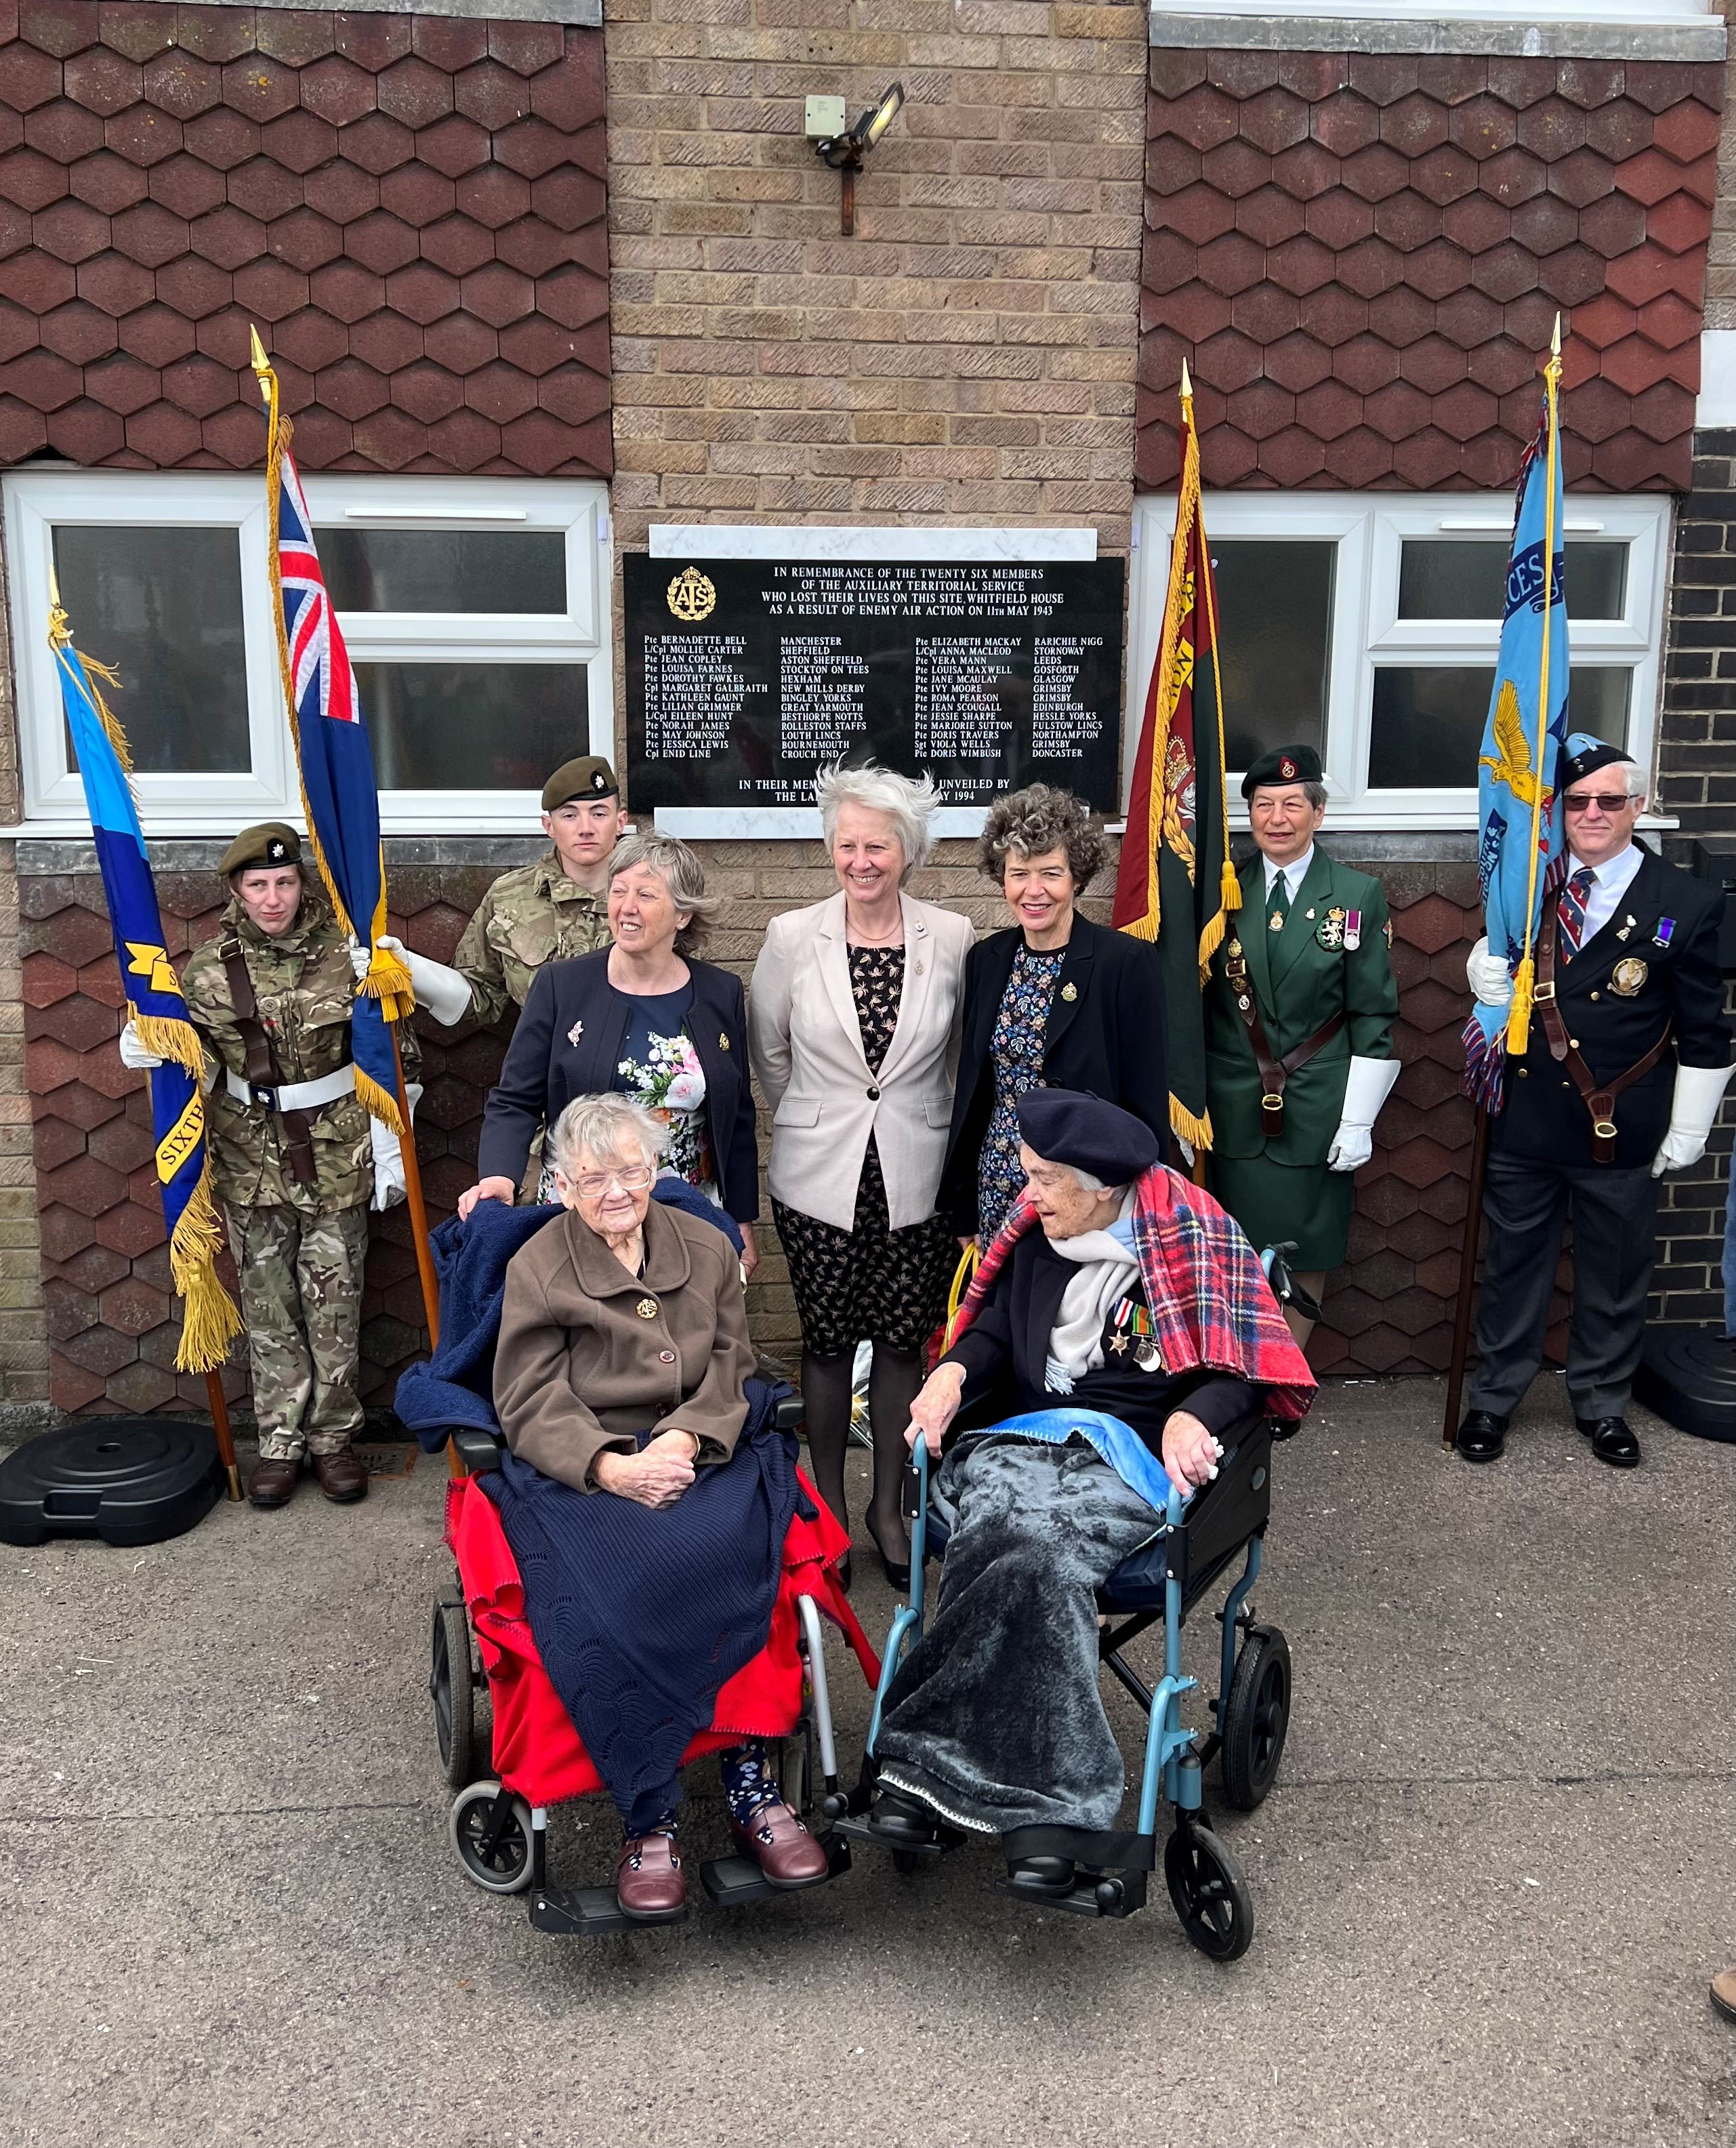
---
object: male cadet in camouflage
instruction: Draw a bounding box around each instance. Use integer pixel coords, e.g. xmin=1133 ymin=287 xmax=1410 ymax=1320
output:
xmin=123 ymin=824 xmax=412 ymax=1508
xmin=1203 ymin=745 xmax=1401 ymax=1348
xmin=444 ymin=755 xmax=628 ymax=1027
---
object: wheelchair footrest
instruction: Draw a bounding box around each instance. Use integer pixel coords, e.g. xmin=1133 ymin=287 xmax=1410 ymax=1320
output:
xmin=529 ymin=1884 xmax=688 ymax=1935
xmin=700 ymin=1832 xmax=850 ymax=1906
xmin=831 ymin=1812 xmax=957 ymax=1860
xmin=1001 ymin=1867 xmax=1149 ymax=1920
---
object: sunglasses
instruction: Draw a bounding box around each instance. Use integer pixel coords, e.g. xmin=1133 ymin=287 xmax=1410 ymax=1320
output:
xmin=1561 ymin=793 xmax=1636 ymax=814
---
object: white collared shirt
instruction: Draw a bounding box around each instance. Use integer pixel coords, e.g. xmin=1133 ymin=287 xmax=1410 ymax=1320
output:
xmin=1564 ymin=842 xmax=1642 ymax=945
xmin=1261 ymin=843 xmax=1315 ymax=911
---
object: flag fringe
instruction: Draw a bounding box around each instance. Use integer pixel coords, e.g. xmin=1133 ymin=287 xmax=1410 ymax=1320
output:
xmin=1170 ymin=1095 xmax=1213 ymax=1153
xmin=360 ymin=944 xmax=414 ymax=1006
xmin=167 ymin=1167 xmax=244 ymax=1374
xmin=354 ymin=1065 xmax=406 ymax=1136
xmin=127 ymin=1008 xmax=206 ymax=1081
xmin=1461 ymin=1015 xmax=1507 ymax=1115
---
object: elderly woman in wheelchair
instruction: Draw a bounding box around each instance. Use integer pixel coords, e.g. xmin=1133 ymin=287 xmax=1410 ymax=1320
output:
xmin=491 ymin=1091 xmax=832 ymax=1918
xmin=848 ymin=1088 xmax=1314 ymax=1943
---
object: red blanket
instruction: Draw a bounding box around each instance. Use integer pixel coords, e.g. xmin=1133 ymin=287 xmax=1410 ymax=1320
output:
xmin=445 ymin=1469 xmax=880 ymax=1810
xmin=952 ymin=1164 xmax=1317 ymax=1425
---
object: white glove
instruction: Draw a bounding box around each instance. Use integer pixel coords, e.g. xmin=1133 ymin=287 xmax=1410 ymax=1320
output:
xmin=1175 ymin=1135 xmax=1195 ymax=1168
xmin=118 ymin=1020 xmax=163 ymax=1071
xmin=375 ymin=934 xmax=472 ymax=1027
xmin=1650 ymin=1061 xmax=1734 ymax=1178
xmin=1326 ymin=1055 xmax=1402 ymax=1173
xmin=348 ymin=939 xmax=371 ymax=981
xmin=369 ymin=1083 xmax=423 ymax=1211
xmin=1465 ymin=936 xmax=1512 ymax=1010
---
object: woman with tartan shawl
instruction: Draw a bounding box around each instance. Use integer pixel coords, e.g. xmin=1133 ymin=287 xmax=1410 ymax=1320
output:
xmin=869 ymin=1089 xmax=1313 ymax=1895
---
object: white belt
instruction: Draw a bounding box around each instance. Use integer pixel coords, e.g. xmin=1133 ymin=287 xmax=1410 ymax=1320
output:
xmin=225 ymin=1065 xmax=357 ymax=1113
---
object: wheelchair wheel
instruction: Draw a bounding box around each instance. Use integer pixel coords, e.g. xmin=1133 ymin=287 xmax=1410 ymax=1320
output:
xmin=1164 ymin=1825 xmax=1254 ymax=1961
xmin=430 ymin=1596 xmax=476 ymax=1792
xmin=450 ymin=1781 xmax=535 ymax=1895
xmin=1220 ymin=1626 xmax=1291 ymax=1812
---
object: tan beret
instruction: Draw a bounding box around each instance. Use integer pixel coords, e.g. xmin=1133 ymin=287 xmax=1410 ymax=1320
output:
xmin=221 ymin=823 xmax=302 ymax=876
xmin=541 ymin=756 xmax=620 ymax=810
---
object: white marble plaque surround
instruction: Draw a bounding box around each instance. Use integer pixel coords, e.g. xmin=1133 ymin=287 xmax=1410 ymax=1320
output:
xmin=642 ymin=527 xmax=1102 ymax=836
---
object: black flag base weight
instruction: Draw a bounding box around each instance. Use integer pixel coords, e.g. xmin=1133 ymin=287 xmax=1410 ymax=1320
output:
xmin=0 ymin=1418 xmax=225 ymax=1547
xmin=1632 ymin=1325 xmax=1735 ymax=1445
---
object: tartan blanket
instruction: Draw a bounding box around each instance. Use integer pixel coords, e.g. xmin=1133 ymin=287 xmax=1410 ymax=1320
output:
xmin=951 ymin=1164 xmax=1317 ymax=1425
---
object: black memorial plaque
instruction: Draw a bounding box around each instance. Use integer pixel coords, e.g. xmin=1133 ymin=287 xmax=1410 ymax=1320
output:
xmin=625 ymin=554 xmax=1125 ymax=813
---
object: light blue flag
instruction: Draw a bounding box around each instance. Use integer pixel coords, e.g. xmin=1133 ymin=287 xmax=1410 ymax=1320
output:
xmin=1462 ymin=386 xmax=1569 ymax=1111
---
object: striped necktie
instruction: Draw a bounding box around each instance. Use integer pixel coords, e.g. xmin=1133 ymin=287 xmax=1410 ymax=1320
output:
xmin=1557 ymin=865 xmax=1594 ymax=963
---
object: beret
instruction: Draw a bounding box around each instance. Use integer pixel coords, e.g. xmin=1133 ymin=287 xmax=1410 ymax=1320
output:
xmin=541 ymin=756 xmax=620 ymax=810
xmin=221 ymin=822 xmax=302 ymax=876
xmin=1015 ymin=1088 xmax=1159 ymax=1186
xmin=1241 ymin=743 xmax=1323 ymax=798
xmin=1559 ymin=733 xmax=1634 ymax=789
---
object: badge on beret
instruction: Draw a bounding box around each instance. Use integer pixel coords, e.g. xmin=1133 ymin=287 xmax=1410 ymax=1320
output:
xmin=266 ymin=838 xmax=287 ymax=863
xmin=1279 ymin=756 xmax=1297 ymax=781
xmin=1343 ymin=908 xmax=1361 ymax=951
xmin=1060 ymin=982 xmax=1077 ymax=1001
xmin=1609 ymin=957 xmax=1648 ymax=997
xmin=591 ymin=770 xmax=608 ymax=791
xmin=636 ymin=1298 xmax=659 ymax=1320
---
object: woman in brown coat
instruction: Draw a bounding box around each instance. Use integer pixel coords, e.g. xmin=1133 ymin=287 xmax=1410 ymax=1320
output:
xmin=494 ymin=1091 xmax=826 ymax=1919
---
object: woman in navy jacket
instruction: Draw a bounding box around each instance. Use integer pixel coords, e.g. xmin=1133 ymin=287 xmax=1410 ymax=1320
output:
xmin=939 ymin=785 xmax=1167 ymax=1241
xmin=459 ymin=833 xmax=760 ymax=1268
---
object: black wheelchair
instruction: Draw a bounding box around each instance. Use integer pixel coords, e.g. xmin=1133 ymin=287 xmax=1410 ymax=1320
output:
xmin=834 ymin=1401 xmax=1294 ymax=1961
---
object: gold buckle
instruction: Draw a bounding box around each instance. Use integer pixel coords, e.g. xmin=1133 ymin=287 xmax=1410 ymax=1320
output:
xmin=1593 ymin=1119 xmax=1617 ymax=1140
xmin=1261 ymin=1093 xmax=1283 ymax=1111
xmin=1531 ymin=982 xmax=1555 ymax=1002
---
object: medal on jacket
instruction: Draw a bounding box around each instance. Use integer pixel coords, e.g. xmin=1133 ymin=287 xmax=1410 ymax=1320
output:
xmin=1609 ymin=957 xmax=1648 ymax=997
xmin=1653 ymin=918 xmax=1674 ymax=949
xmin=1134 ymin=1338 xmax=1161 ymax=1372
xmin=636 ymin=1297 xmax=659 ymax=1319
xmin=1343 ymin=908 xmax=1361 ymax=951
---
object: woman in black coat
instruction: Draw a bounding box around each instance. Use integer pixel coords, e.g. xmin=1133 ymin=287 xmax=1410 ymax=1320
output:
xmin=458 ymin=832 xmax=760 ymax=1268
xmin=940 ymin=784 xmax=1167 ymax=1241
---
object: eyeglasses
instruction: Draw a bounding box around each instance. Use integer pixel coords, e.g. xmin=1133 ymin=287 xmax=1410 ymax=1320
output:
xmin=563 ymin=1164 xmax=656 ymax=1199
xmin=1562 ymin=793 xmax=1636 ymax=814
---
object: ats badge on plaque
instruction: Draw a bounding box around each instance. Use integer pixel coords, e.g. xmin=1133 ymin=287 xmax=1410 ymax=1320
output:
xmin=1609 ymin=957 xmax=1648 ymax=997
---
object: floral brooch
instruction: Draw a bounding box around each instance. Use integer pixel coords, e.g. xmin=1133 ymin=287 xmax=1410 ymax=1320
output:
xmin=567 ymin=1018 xmax=584 ymax=1046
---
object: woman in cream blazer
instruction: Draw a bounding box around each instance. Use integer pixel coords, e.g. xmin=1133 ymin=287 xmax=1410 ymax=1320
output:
xmin=749 ymin=763 xmax=973 ymax=1587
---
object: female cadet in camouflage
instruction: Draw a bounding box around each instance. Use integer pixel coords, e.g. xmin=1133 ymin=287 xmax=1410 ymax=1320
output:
xmin=126 ymin=823 xmax=412 ymax=1508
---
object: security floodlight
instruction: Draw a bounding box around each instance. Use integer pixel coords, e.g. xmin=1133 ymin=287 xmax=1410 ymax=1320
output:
xmin=814 ymin=82 xmax=905 ymax=236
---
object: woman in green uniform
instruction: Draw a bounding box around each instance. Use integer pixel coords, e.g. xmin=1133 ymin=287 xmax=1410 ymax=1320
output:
xmin=1203 ymin=746 xmax=1401 ymax=1346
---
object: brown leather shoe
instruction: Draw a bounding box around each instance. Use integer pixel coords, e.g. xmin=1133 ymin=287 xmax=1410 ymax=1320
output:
xmin=247 ymin=1455 xmax=299 ymax=1508
xmin=615 ymin=1831 xmax=686 ymax=1920
xmin=310 ymin=1448 xmax=368 ymax=1503
xmin=730 ymin=1798 xmax=829 ymax=1888
xmin=1712 ymin=1968 xmax=1736 ymax=2023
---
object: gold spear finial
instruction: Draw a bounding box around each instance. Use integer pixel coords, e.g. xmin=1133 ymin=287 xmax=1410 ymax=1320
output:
xmin=1551 ymin=311 xmax=1561 ymax=360
xmin=1180 ymin=356 xmax=1193 ymax=402
xmin=248 ymin=323 xmax=272 ymax=405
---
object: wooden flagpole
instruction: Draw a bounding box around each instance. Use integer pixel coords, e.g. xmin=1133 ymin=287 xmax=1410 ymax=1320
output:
xmin=204 ymin=1370 xmax=243 ymax=1501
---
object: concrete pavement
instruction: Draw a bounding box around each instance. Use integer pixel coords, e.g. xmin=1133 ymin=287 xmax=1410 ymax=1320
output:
xmin=0 ymin=1376 xmax=1731 ymax=2148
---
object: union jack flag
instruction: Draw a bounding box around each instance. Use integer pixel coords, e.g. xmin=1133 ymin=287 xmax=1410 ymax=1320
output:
xmin=277 ymin=452 xmax=360 ymax=735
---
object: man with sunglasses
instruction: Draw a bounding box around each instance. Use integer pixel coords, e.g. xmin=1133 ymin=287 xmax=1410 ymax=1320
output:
xmin=1458 ymin=735 xmax=1732 ymax=1468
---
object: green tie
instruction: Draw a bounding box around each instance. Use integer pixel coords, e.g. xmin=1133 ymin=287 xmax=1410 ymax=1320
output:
xmin=1268 ymin=871 xmax=1289 ymax=934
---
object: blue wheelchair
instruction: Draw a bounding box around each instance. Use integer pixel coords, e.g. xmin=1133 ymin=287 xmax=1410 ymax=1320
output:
xmin=833 ymin=1397 xmax=1293 ymax=1962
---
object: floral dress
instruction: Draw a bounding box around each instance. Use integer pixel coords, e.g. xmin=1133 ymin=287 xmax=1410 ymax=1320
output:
xmin=535 ymin=982 xmax=716 ymax=1203
xmin=976 ymin=941 xmax=1067 ymax=1241
xmin=772 ymin=945 xmax=959 ymax=1359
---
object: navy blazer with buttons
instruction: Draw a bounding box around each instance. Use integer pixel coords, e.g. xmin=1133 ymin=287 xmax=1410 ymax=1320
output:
xmin=476 ymin=948 xmax=760 ymax=1223
xmin=938 ymin=913 xmax=1169 ymax=1235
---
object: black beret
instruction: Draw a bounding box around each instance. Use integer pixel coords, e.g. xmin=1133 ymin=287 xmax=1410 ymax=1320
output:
xmin=1558 ymin=734 xmax=1634 ymax=789
xmin=221 ymin=822 xmax=302 ymax=875
xmin=1015 ymin=1088 xmax=1159 ymax=1186
xmin=541 ymin=755 xmax=619 ymax=810
xmin=1241 ymin=743 xmax=1323 ymax=798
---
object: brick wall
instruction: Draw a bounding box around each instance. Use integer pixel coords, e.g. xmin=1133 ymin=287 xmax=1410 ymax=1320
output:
xmin=1653 ymin=424 xmax=1736 ymax=1325
xmin=604 ymin=0 xmax=1149 ymax=551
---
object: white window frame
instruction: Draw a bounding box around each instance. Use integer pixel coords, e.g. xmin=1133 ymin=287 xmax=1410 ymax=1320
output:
xmin=3 ymin=468 xmax=614 ymax=836
xmin=1126 ymin=488 xmax=1672 ymax=831
xmin=1151 ymin=1 xmax=1714 ymax=20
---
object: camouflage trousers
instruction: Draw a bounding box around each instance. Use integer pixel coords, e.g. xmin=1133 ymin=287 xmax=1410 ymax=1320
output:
xmin=225 ymin=1204 xmax=369 ymax=1460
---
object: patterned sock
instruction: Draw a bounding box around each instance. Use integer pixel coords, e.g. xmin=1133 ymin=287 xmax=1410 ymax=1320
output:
xmin=625 ymin=1807 xmax=679 ymax=1857
xmin=718 ymin=1743 xmax=782 ymax=1825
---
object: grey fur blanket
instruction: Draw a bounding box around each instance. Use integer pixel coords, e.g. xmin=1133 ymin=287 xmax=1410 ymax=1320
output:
xmin=874 ymin=1438 xmax=1163 ymax=1836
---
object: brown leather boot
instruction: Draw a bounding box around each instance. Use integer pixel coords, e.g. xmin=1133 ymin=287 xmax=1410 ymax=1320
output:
xmin=730 ymin=1799 xmax=829 ymax=1887
xmin=310 ymin=1447 xmax=368 ymax=1503
xmin=247 ymin=1455 xmax=300 ymax=1508
xmin=615 ymin=1831 xmax=685 ymax=1920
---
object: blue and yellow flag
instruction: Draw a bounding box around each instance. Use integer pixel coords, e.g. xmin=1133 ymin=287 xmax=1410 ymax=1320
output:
xmin=250 ymin=328 xmax=413 ymax=1133
xmin=49 ymin=590 xmax=243 ymax=1374
xmin=1462 ymin=324 xmax=1570 ymax=1111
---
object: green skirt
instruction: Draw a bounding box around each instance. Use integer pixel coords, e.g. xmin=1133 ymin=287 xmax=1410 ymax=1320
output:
xmin=1207 ymin=1153 xmax=1351 ymax=1272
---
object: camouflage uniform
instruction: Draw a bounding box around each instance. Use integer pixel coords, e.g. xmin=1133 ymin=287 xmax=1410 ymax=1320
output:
xmin=182 ymin=893 xmax=402 ymax=1462
xmin=453 ymin=852 xmax=612 ymax=1029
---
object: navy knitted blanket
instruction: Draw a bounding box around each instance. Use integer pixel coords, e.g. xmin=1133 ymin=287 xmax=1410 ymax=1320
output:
xmin=487 ymin=1397 xmax=799 ymax=1832
xmin=393 ymin=1182 xmax=743 ymax=1448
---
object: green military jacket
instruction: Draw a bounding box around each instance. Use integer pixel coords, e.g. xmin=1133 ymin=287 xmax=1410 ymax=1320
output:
xmin=182 ymin=895 xmax=383 ymax=1216
xmin=1204 ymin=844 xmax=1399 ymax=1165
xmin=453 ymin=851 xmax=612 ymax=1029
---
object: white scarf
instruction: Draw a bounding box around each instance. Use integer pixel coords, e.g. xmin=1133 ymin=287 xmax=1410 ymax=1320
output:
xmin=1043 ymin=1191 xmax=1139 ymax=1393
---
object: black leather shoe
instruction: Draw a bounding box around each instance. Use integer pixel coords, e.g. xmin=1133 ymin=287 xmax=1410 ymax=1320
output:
xmin=1006 ymin=1853 xmax=1076 ymax=1900
xmin=1577 ymin=1415 xmax=1640 ymax=1468
xmin=869 ymin=1786 xmax=938 ymax=1846
xmin=865 ymin=1513 xmax=911 ymax=1592
xmin=1456 ymin=1409 xmax=1510 ymax=1463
